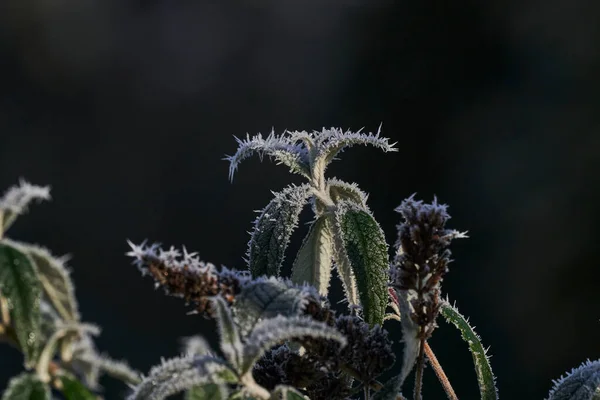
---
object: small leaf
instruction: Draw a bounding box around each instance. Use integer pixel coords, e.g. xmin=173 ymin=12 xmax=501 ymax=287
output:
xmin=547 ymin=359 xmax=600 ymax=400
xmin=247 ymin=184 xmax=311 ymax=278
xmin=1 ymin=373 xmax=50 ymax=400
xmin=56 ymin=373 xmax=96 ymax=400
xmin=212 ymin=296 xmax=243 ymax=370
xmin=327 ymin=179 xmax=368 ymax=207
xmin=0 ymin=181 xmax=50 ymax=233
xmin=333 ymin=202 xmax=390 ymax=326
xmin=314 ymin=127 xmax=397 ymax=167
xmin=128 ymin=355 xmax=233 ymax=400
xmin=271 ymin=385 xmax=307 ymax=400
xmin=232 ymin=278 xmax=313 ymax=337
xmin=291 ymin=216 xmax=334 ymax=296
xmin=185 ymin=383 xmax=229 ymax=400
xmin=372 ymin=374 xmax=404 ymax=400
xmin=24 ymin=245 xmax=79 ymax=322
xmin=240 ymin=315 xmax=347 ymax=375
xmin=181 ymin=335 xmax=212 ymax=356
xmin=441 ymin=301 xmax=498 ymax=400
xmin=0 ymin=240 xmax=42 ymax=367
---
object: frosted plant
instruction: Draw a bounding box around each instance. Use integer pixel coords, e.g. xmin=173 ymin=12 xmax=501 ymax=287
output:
xmin=225 ymin=127 xmax=397 ymax=326
xmin=0 ymin=182 xmax=140 ymax=400
xmin=1 ymin=128 xmax=596 ymax=400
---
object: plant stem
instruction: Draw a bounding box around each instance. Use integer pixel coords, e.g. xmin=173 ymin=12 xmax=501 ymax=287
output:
xmin=0 ymin=293 xmax=10 ymax=326
xmin=424 ymin=342 xmax=458 ymax=400
xmin=0 ymin=210 xmax=4 ymax=239
xmin=414 ymin=337 xmax=425 ymax=400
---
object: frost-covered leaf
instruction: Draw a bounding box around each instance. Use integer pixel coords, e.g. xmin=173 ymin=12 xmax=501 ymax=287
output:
xmin=1 ymin=373 xmax=50 ymax=400
xmin=128 ymin=355 xmax=233 ymax=400
xmin=0 ymin=180 xmax=50 ymax=233
xmin=291 ymin=216 xmax=334 ymax=296
xmin=247 ymin=184 xmax=311 ymax=278
xmin=181 ymin=335 xmax=212 ymax=356
xmin=396 ymin=289 xmax=420 ymax=388
xmin=270 ymin=385 xmax=307 ymax=400
xmin=56 ymin=373 xmax=96 ymax=400
xmin=240 ymin=315 xmax=347 ymax=375
xmin=225 ymin=130 xmax=311 ymax=181
xmin=327 ymin=179 xmax=369 ymax=207
xmin=372 ymin=374 xmax=404 ymax=400
xmin=441 ymin=301 xmax=498 ymax=400
xmin=23 ymin=245 xmax=79 ymax=322
xmin=232 ymin=277 xmax=315 ymax=337
xmin=331 ymin=231 xmax=359 ymax=307
xmin=314 ymin=127 xmax=397 ymax=167
xmin=547 ymin=359 xmax=600 ymax=400
xmin=212 ymin=296 xmax=243 ymax=369
xmin=70 ymin=335 xmax=142 ymax=388
xmin=185 ymin=383 xmax=229 ymax=400
xmin=333 ymin=202 xmax=390 ymax=326
xmin=0 ymin=240 xmax=42 ymax=367
xmin=36 ymin=322 xmax=100 ymax=382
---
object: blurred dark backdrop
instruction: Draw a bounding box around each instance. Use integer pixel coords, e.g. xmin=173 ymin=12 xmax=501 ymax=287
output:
xmin=1 ymin=0 xmax=599 ymax=399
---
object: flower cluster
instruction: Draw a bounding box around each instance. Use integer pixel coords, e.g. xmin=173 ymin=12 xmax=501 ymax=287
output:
xmin=126 ymin=241 xmax=250 ymax=315
xmin=390 ymin=196 xmax=467 ymax=340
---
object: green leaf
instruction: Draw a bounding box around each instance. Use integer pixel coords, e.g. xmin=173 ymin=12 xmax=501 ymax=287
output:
xmin=270 ymin=385 xmax=307 ymax=400
xmin=327 ymin=179 xmax=368 ymax=207
xmin=232 ymin=278 xmax=313 ymax=337
xmin=186 ymin=383 xmax=229 ymax=400
xmin=240 ymin=315 xmax=347 ymax=375
xmin=247 ymin=184 xmax=311 ymax=278
xmin=547 ymin=359 xmax=600 ymax=400
xmin=372 ymin=374 xmax=403 ymax=400
xmin=56 ymin=373 xmax=96 ymax=400
xmin=333 ymin=203 xmax=389 ymax=326
xmin=129 ymin=355 xmax=233 ymax=400
xmin=1 ymin=373 xmax=50 ymax=400
xmin=25 ymin=245 xmax=79 ymax=322
xmin=440 ymin=301 xmax=498 ymax=400
xmin=0 ymin=240 xmax=42 ymax=367
xmin=212 ymin=296 xmax=243 ymax=370
xmin=291 ymin=216 xmax=334 ymax=296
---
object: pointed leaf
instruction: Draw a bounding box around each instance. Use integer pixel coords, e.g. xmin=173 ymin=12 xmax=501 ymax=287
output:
xmin=333 ymin=203 xmax=389 ymax=326
xmin=331 ymin=231 xmax=359 ymax=307
xmin=128 ymin=355 xmax=233 ymax=400
xmin=1 ymin=373 xmax=50 ymax=400
xmin=186 ymin=383 xmax=229 ymax=400
xmin=212 ymin=296 xmax=243 ymax=369
xmin=0 ymin=240 xmax=42 ymax=367
xmin=240 ymin=315 xmax=347 ymax=375
xmin=232 ymin=277 xmax=314 ymax=337
xmin=56 ymin=373 xmax=96 ymax=400
xmin=291 ymin=216 xmax=333 ymax=296
xmin=547 ymin=359 xmax=600 ymax=400
xmin=0 ymin=181 xmax=50 ymax=233
xmin=225 ymin=131 xmax=311 ymax=181
xmin=314 ymin=127 xmax=397 ymax=166
xmin=24 ymin=245 xmax=79 ymax=322
xmin=440 ymin=301 xmax=498 ymax=400
xmin=271 ymin=385 xmax=307 ymax=400
xmin=372 ymin=374 xmax=404 ymax=400
xmin=247 ymin=184 xmax=311 ymax=278
xmin=327 ymin=179 xmax=368 ymax=207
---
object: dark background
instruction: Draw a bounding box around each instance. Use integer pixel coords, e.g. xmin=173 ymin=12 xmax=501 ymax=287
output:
xmin=1 ymin=1 xmax=599 ymax=399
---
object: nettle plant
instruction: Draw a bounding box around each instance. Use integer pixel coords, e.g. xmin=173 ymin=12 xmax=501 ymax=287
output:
xmin=0 ymin=128 xmax=597 ymax=400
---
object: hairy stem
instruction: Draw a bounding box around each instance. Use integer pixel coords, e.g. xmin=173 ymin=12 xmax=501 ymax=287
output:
xmin=414 ymin=338 xmax=425 ymax=400
xmin=0 ymin=292 xmax=10 ymax=326
xmin=424 ymin=342 xmax=458 ymax=400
